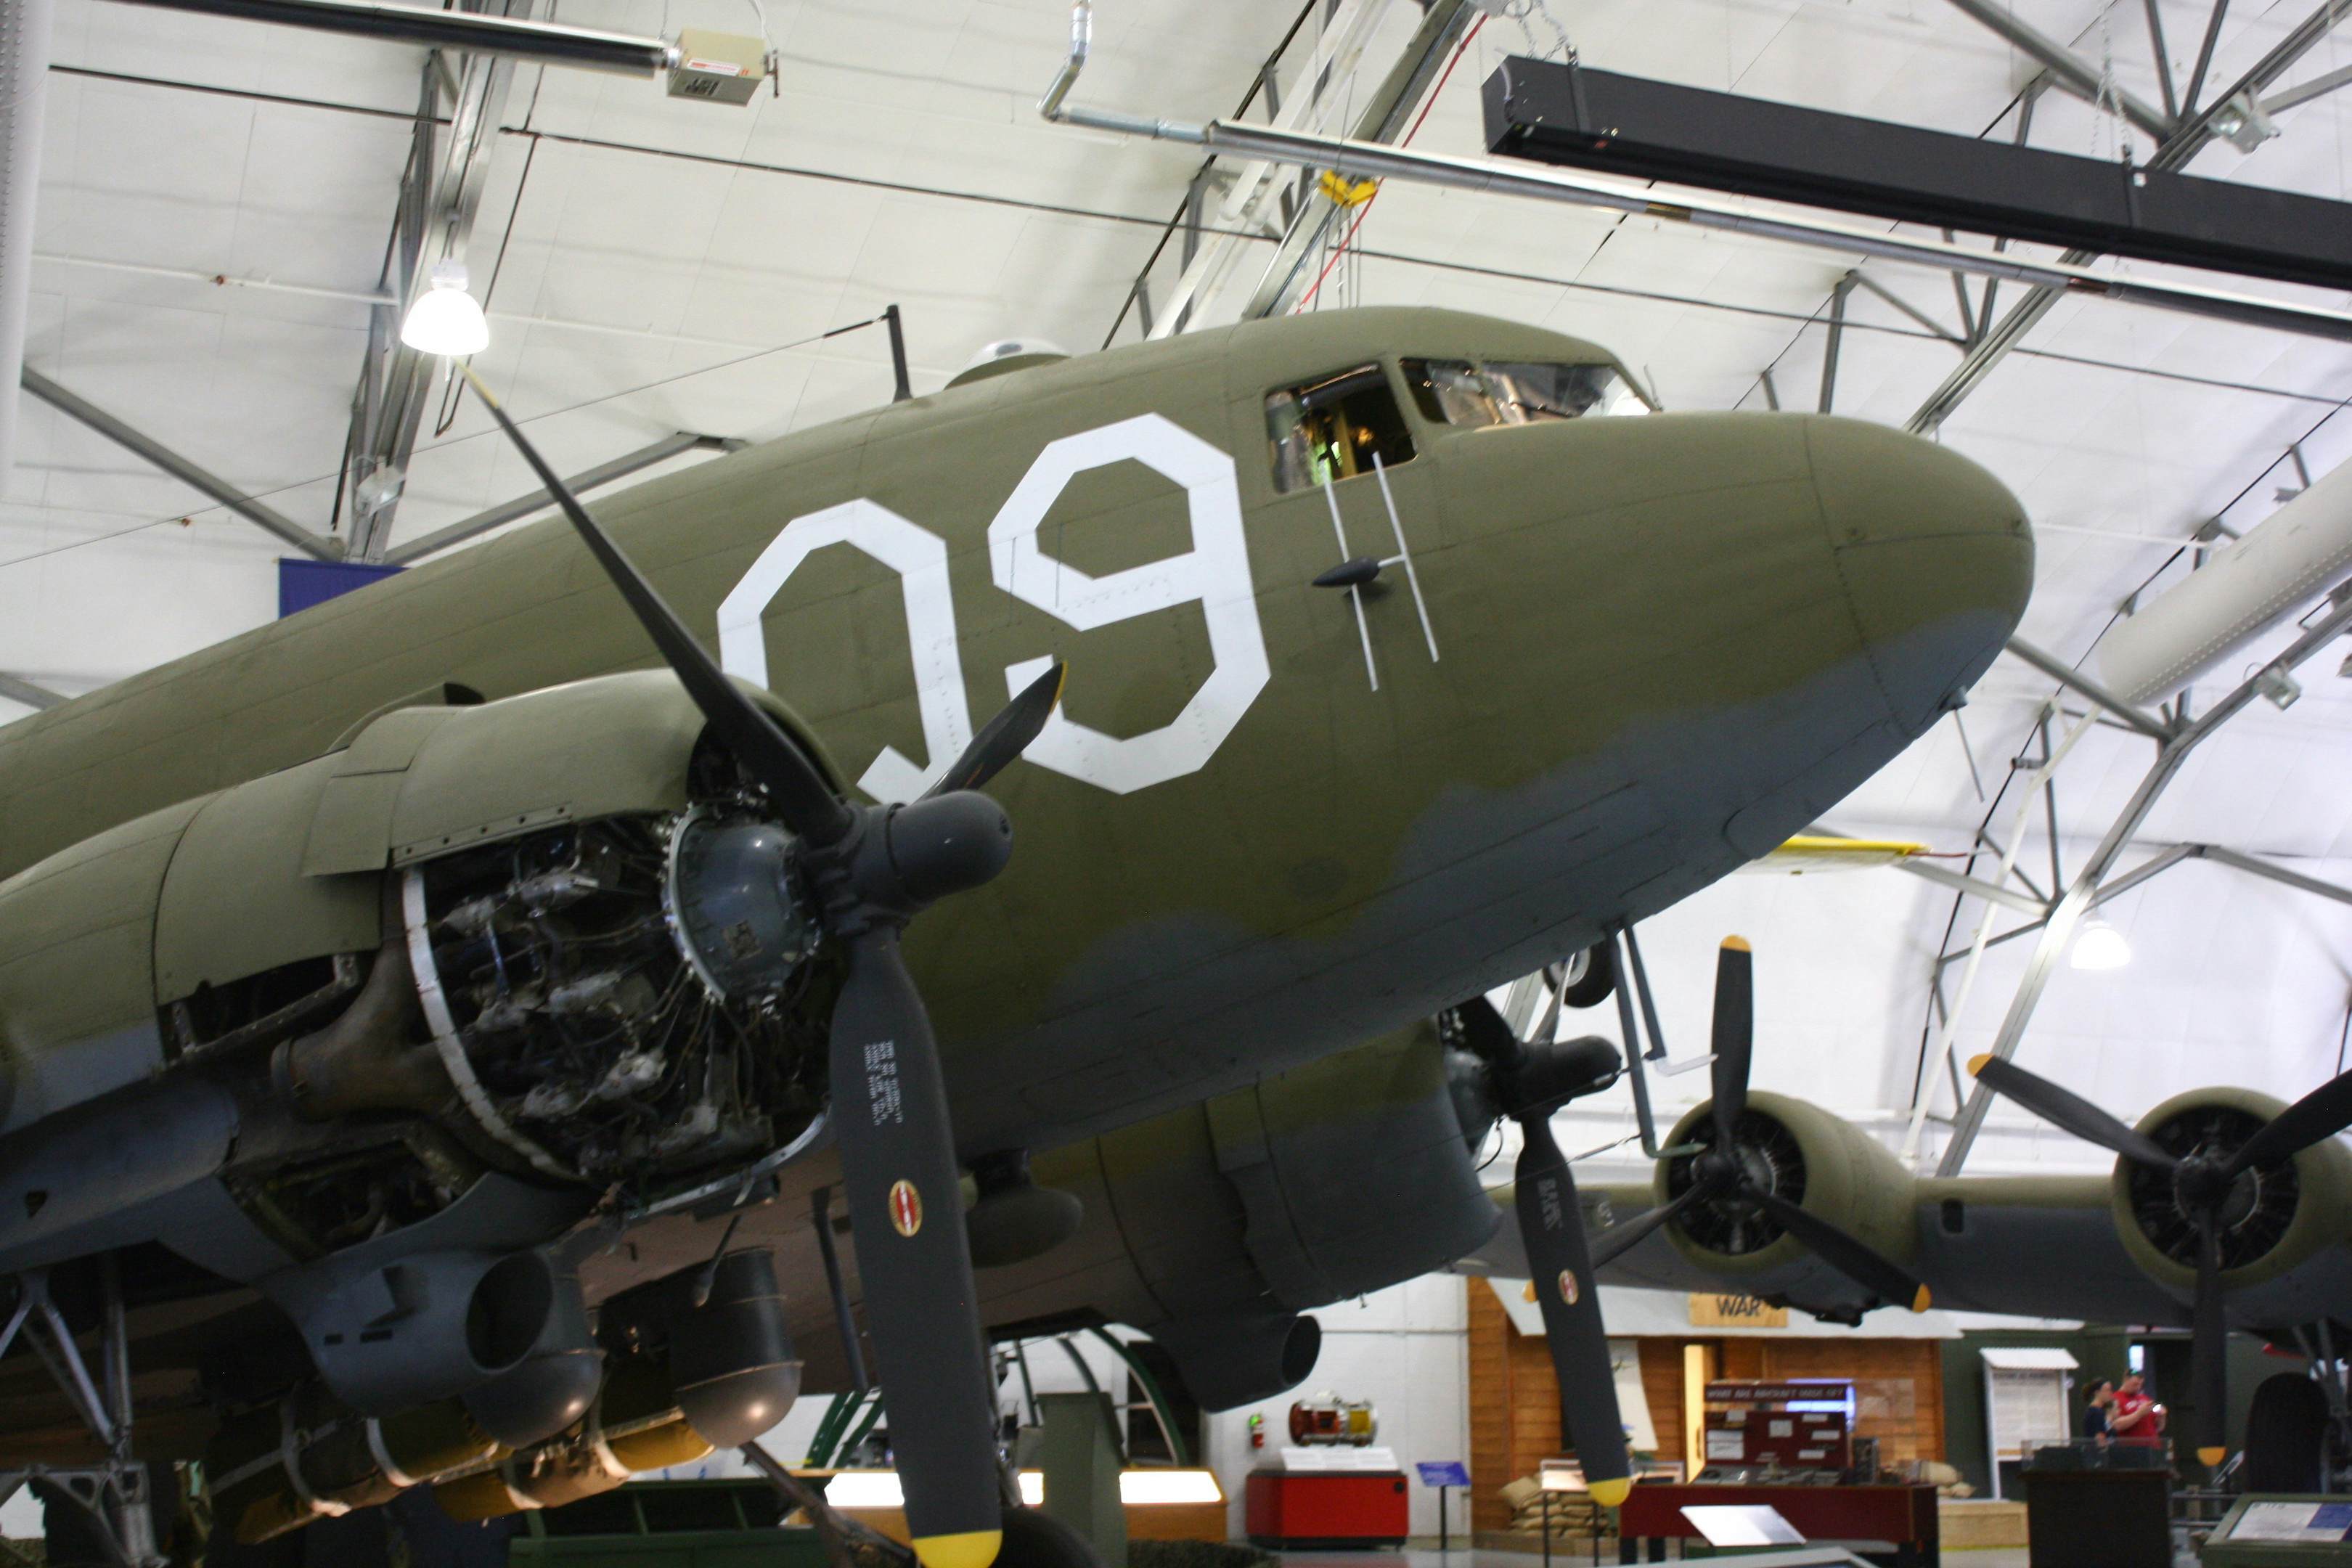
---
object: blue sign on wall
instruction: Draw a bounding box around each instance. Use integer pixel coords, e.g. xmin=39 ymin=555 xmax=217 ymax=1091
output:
xmin=1416 ymin=1461 xmax=1471 ymax=1489
xmin=279 ymin=558 xmax=404 ymax=618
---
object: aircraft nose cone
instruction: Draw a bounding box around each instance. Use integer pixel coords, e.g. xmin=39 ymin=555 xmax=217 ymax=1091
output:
xmin=1804 ymin=416 xmax=2033 ymax=735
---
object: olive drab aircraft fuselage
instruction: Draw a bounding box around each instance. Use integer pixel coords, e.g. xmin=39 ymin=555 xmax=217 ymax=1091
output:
xmin=0 ymin=308 xmax=2032 ymax=1498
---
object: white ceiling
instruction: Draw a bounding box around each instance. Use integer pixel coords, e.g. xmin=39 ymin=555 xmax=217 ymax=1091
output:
xmin=4 ymin=0 xmax=2350 ymax=1160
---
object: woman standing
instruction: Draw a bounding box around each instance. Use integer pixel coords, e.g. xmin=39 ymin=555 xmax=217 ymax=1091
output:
xmin=2083 ymin=1379 xmax=2117 ymax=1446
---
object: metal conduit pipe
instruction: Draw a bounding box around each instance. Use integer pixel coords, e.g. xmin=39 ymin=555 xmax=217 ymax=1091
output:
xmin=1037 ymin=1 xmax=2352 ymax=346
xmin=100 ymin=0 xmax=674 ymax=74
xmin=0 ymin=0 xmax=54 ymax=490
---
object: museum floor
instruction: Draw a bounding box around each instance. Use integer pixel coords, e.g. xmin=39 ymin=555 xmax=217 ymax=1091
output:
xmin=1278 ymin=1548 xmax=2035 ymax=1567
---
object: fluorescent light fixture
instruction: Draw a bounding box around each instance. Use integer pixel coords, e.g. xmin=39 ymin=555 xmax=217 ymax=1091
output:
xmin=824 ymin=1470 xmax=1220 ymax=1509
xmin=2070 ymin=915 xmax=2132 ymax=971
xmin=400 ymin=258 xmax=489 ymax=356
xmin=1119 ymin=1470 xmax=1224 ymax=1505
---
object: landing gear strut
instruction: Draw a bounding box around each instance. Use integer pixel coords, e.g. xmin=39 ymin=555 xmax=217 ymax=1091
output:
xmin=0 ymin=1257 xmax=162 ymax=1567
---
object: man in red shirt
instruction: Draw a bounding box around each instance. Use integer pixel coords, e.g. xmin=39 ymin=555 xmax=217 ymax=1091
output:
xmin=2108 ymin=1374 xmax=2167 ymax=1451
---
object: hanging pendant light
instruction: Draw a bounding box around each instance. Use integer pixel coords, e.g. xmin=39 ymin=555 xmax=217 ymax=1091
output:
xmin=2070 ymin=915 xmax=2132 ymax=971
xmin=400 ymin=259 xmax=489 ymax=356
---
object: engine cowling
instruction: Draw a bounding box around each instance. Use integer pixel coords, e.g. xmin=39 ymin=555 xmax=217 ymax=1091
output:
xmin=997 ymin=1020 xmax=1498 ymax=1409
xmin=1649 ymin=1090 xmax=1919 ymax=1313
xmin=2110 ymin=1087 xmax=2352 ymax=1325
xmin=0 ymin=672 xmax=841 ymax=1278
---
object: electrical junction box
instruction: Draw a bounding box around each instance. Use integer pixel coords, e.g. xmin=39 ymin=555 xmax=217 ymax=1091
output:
xmin=667 ymin=29 xmax=767 ymax=105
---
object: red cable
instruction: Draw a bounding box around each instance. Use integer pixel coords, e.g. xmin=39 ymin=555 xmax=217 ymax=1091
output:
xmin=1294 ymin=14 xmax=1487 ymax=311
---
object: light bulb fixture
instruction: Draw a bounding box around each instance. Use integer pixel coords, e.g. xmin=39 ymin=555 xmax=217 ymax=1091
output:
xmin=2070 ymin=915 xmax=2132 ymax=971
xmin=399 ymin=259 xmax=489 ymax=356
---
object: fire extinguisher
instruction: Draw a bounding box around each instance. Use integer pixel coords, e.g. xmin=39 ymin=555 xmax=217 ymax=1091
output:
xmin=1248 ymin=1413 xmax=1265 ymax=1450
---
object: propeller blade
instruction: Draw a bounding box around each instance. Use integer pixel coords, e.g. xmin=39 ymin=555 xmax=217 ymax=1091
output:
xmin=1709 ymin=938 xmax=1753 ymax=1148
xmin=828 ymin=932 xmax=1003 ymax=1568
xmin=924 ymin=662 xmax=1066 ymax=799
xmin=1511 ymin=1112 xmax=1632 ymax=1508
xmin=1589 ymin=1185 xmax=1706 ymax=1270
xmin=1968 ymin=1055 xmax=2181 ymax=1170
xmin=1745 ymin=1186 xmax=1932 ymax=1313
xmin=2191 ymin=1210 xmax=2228 ymax=1469
xmin=2224 ymin=1067 xmax=2352 ymax=1177
xmin=460 ymin=367 xmax=852 ymax=846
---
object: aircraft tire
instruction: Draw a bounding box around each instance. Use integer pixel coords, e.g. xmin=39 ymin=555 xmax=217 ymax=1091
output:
xmin=1559 ymin=944 xmax=1617 ymax=1010
xmin=997 ymin=1504 xmax=1106 ymax=1568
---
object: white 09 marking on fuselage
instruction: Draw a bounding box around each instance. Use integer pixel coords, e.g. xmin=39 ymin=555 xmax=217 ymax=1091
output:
xmin=719 ymin=414 xmax=1268 ymax=800
xmin=717 ymin=499 xmax=974 ymax=803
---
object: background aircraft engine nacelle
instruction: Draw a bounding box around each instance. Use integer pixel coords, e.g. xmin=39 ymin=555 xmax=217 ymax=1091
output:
xmin=2111 ymin=1087 xmax=2352 ymax=1323
xmin=1015 ymin=1022 xmax=1498 ymax=1410
xmin=1652 ymin=1091 xmax=1918 ymax=1310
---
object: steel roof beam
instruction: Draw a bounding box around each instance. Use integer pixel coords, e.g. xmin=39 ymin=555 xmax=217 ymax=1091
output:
xmin=1238 ymin=0 xmax=1477 ymax=322
xmin=1940 ymin=0 xmax=2173 ymax=141
xmin=1911 ymin=0 xmax=2352 ymax=433
xmin=382 ymin=431 xmax=739 ymax=564
xmin=21 ymin=366 xmax=343 ymax=560
xmin=1936 ymin=585 xmax=2352 ymax=1175
xmin=343 ymin=14 xmax=533 ymax=559
xmin=0 ymin=674 xmax=65 ymax=710
xmin=2264 ymin=58 xmax=2352 ymax=114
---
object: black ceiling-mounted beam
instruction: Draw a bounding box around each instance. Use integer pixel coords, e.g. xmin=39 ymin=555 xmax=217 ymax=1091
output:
xmin=104 ymin=0 xmax=671 ymax=75
xmin=1483 ymin=55 xmax=2352 ymax=295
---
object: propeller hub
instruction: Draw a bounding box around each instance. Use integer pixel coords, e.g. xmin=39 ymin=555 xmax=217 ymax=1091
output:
xmin=2127 ymin=1103 xmax=2302 ymax=1273
xmin=2173 ymin=1156 xmax=2260 ymax=1229
xmin=1665 ymin=1109 xmax=1807 ymax=1259
xmin=880 ymin=792 xmax=1014 ymax=905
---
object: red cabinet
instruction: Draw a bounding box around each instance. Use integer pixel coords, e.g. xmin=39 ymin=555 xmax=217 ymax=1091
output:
xmin=1244 ymin=1469 xmax=1410 ymax=1548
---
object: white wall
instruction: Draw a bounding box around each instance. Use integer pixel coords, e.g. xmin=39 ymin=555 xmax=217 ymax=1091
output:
xmin=1199 ymin=1275 xmax=1470 ymax=1541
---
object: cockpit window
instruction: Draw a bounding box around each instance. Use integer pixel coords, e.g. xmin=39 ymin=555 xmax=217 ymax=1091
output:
xmin=1266 ymin=364 xmax=1418 ymax=494
xmin=1402 ymin=359 xmax=1647 ymax=427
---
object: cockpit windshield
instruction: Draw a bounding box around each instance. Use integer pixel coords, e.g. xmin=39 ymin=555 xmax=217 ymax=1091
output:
xmin=1401 ymin=359 xmax=1648 ymax=428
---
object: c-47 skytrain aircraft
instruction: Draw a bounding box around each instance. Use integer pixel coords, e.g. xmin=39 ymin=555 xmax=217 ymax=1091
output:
xmin=0 ymin=306 xmax=2030 ymax=1565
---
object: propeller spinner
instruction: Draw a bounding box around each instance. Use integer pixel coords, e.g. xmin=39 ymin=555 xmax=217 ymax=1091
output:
xmin=1969 ymin=1053 xmax=2352 ymax=1469
xmin=465 ymin=368 xmax=1057 ymax=1568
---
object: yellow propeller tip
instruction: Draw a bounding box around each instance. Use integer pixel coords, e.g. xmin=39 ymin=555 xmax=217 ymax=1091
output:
xmin=1051 ymin=663 xmax=1069 ymax=708
xmin=2197 ymin=1447 xmax=2226 ymax=1466
xmin=1911 ymin=1286 xmax=1932 ymax=1312
xmin=912 ymin=1530 xmax=1003 ymax=1568
xmin=1720 ymin=936 xmax=1752 ymax=952
xmin=1966 ymin=1053 xmax=1992 ymax=1078
xmin=1587 ymin=1477 xmax=1633 ymax=1508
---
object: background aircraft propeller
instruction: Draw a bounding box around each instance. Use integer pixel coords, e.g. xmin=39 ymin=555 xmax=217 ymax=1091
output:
xmin=1591 ymin=941 xmax=1933 ymax=1315
xmin=466 ymin=369 xmax=1051 ymax=1568
xmin=1451 ymin=1000 xmax=1633 ymax=1506
xmin=1969 ymin=1053 xmax=2352 ymax=1468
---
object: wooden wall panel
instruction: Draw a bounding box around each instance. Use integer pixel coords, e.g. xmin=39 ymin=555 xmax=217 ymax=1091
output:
xmin=1470 ymin=1280 xmax=1947 ymax=1533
